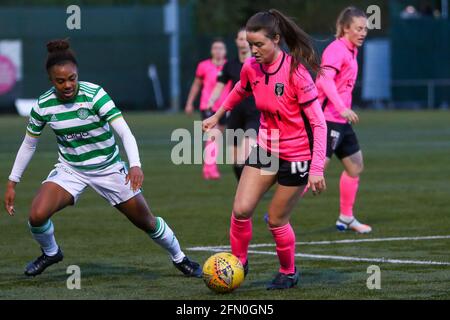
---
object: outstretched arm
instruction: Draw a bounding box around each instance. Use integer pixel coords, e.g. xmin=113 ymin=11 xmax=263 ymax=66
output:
xmin=202 ymin=80 xmax=251 ymax=132
xmin=4 ymin=134 xmax=39 ymax=215
xmin=203 ymin=62 xmax=252 ymax=132
xmin=110 ymin=117 xmax=142 ymax=192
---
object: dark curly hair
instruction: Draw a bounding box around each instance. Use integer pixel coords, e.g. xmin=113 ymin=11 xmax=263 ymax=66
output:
xmin=46 ymin=38 xmax=78 ymax=71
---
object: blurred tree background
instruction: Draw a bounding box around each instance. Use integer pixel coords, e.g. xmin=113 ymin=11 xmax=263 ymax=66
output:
xmin=2 ymin=0 xmax=389 ymax=36
xmin=1 ymin=0 xmax=447 ymax=110
xmin=193 ymin=0 xmax=389 ymax=36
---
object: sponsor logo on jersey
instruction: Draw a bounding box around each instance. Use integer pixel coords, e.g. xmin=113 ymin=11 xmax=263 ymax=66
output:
xmin=64 ymin=132 xmax=89 ymax=141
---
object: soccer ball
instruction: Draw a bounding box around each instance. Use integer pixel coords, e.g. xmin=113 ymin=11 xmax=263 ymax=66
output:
xmin=202 ymin=252 xmax=245 ymax=293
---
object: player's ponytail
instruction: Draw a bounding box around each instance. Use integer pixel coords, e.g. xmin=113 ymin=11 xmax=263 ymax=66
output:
xmin=246 ymin=9 xmax=321 ymax=77
xmin=336 ymin=6 xmax=367 ymax=38
xmin=46 ymin=38 xmax=78 ymax=71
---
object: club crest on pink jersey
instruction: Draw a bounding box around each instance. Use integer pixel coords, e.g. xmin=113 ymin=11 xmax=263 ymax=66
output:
xmin=275 ymin=83 xmax=284 ymax=96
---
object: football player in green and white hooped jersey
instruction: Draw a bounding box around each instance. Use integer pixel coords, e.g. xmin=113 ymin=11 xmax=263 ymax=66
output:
xmin=3 ymin=39 xmax=202 ymax=278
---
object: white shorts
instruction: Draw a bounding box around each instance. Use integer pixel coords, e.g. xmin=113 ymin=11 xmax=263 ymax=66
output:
xmin=43 ymin=161 xmax=141 ymax=206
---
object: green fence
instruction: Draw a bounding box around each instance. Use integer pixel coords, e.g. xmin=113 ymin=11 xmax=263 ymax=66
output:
xmin=0 ymin=4 xmax=202 ymax=112
xmin=1 ymin=3 xmax=449 ymax=112
xmin=390 ymin=1 xmax=450 ymax=107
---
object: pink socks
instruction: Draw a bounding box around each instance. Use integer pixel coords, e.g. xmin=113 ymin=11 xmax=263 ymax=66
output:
xmin=230 ymin=214 xmax=296 ymax=275
xmin=230 ymin=214 xmax=252 ymax=265
xmin=269 ymin=223 xmax=296 ymax=274
xmin=203 ymin=140 xmax=220 ymax=179
xmin=204 ymin=140 xmax=217 ymax=166
xmin=339 ymin=171 xmax=360 ymax=217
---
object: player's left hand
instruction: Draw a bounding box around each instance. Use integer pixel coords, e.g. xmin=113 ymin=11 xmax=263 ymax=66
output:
xmin=126 ymin=166 xmax=144 ymax=192
xmin=307 ymin=175 xmax=326 ymax=196
xmin=340 ymin=109 xmax=359 ymax=124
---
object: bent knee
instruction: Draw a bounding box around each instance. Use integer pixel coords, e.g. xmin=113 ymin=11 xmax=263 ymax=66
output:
xmin=345 ymin=161 xmax=364 ymax=177
xmin=232 ymin=201 xmax=255 ymax=219
xmin=267 ymin=217 xmax=287 ymax=228
xmin=28 ymin=211 xmax=49 ymax=227
xmin=29 ymin=206 xmax=53 ymax=227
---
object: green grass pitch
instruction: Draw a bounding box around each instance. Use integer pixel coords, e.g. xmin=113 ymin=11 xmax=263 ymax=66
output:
xmin=0 ymin=110 xmax=449 ymax=299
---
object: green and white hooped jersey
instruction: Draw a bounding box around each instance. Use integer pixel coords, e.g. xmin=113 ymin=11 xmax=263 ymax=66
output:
xmin=27 ymin=81 xmax=123 ymax=170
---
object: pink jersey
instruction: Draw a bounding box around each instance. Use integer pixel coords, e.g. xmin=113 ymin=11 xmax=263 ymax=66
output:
xmin=316 ymin=37 xmax=358 ymax=123
xmin=222 ymin=52 xmax=327 ymax=175
xmin=195 ymin=59 xmax=231 ymax=111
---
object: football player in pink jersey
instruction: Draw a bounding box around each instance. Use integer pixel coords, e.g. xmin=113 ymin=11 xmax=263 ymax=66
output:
xmin=203 ymin=10 xmax=327 ymax=290
xmin=185 ymin=39 xmax=231 ymax=180
xmin=207 ymin=28 xmax=260 ymax=182
xmin=316 ymin=7 xmax=372 ymax=234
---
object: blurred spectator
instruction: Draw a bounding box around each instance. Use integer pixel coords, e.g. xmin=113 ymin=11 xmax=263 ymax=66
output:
xmin=400 ymin=5 xmax=420 ymax=19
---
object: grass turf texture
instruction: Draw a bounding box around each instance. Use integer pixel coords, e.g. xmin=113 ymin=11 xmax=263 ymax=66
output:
xmin=0 ymin=110 xmax=449 ymax=299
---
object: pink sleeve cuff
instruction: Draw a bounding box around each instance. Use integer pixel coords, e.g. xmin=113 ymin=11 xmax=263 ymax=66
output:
xmin=302 ymin=100 xmax=327 ymax=175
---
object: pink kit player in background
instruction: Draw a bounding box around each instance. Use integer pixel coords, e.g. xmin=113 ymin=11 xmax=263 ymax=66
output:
xmin=185 ymin=39 xmax=231 ymax=180
xmin=316 ymin=6 xmax=372 ymax=234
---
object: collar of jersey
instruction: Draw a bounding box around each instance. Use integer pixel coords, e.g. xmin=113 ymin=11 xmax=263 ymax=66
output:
xmin=259 ymin=51 xmax=286 ymax=76
xmin=339 ymin=37 xmax=357 ymax=53
xmin=211 ymin=58 xmax=226 ymax=68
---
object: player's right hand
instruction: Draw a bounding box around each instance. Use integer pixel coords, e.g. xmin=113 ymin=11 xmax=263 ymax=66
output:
xmin=340 ymin=109 xmax=359 ymax=124
xmin=126 ymin=166 xmax=144 ymax=193
xmin=185 ymin=104 xmax=194 ymax=116
xmin=4 ymin=181 xmax=16 ymax=216
xmin=202 ymin=115 xmax=218 ymax=132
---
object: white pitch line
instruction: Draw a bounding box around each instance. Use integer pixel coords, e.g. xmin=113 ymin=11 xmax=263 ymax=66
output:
xmin=187 ymin=235 xmax=450 ymax=251
xmin=187 ymin=247 xmax=450 ymax=266
xmin=247 ymin=250 xmax=450 ymax=266
xmin=186 ymin=235 xmax=450 ymax=266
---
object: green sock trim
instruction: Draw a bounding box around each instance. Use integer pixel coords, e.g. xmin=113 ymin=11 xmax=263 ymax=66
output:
xmin=149 ymin=217 xmax=166 ymax=239
xmin=29 ymin=220 xmax=53 ymax=234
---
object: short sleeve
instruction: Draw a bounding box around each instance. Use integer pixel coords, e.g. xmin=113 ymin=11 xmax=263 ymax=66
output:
xmin=92 ymin=87 xmax=122 ymax=122
xmin=321 ymin=43 xmax=345 ymax=74
xmin=295 ymin=66 xmax=318 ymax=107
xmin=26 ymin=104 xmax=47 ymax=137
xmin=195 ymin=61 xmax=205 ymax=79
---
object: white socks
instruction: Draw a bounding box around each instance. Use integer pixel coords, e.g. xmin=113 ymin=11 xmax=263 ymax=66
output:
xmin=29 ymin=220 xmax=59 ymax=256
xmin=29 ymin=217 xmax=188 ymax=262
xmin=148 ymin=217 xmax=185 ymax=263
